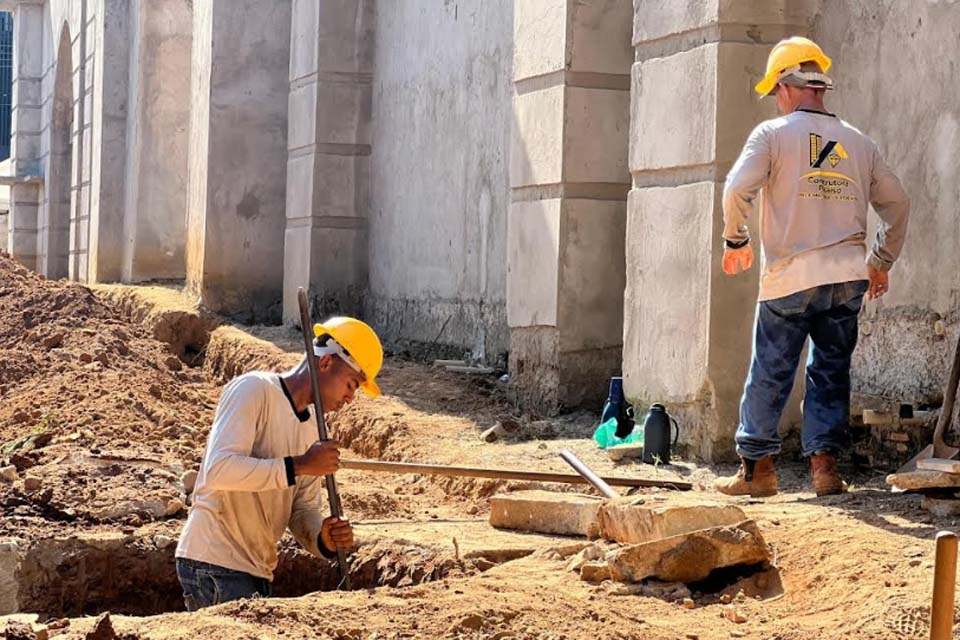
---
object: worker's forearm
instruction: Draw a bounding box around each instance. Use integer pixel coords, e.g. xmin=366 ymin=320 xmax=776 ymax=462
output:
xmin=868 ymin=198 xmax=910 ymax=271
xmin=204 ymin=453 xmax=290 ymax=492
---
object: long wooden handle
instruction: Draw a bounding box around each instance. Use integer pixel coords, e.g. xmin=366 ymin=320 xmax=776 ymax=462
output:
xmin=339 ymin=458 xmax=692 ymax=491
xmin=933 ymin=332 xmax=960 ymax=450
xmin=297 ymin=288 xmax=351 ymax=590
xmin=931 ymin=530 xmax=958 ymax=640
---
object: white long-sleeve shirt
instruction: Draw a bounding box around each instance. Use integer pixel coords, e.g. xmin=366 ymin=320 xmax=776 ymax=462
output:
xmin=176 ymin=372 xmax=327 ymax=580
xmin=723 ymin=109 xmax=910 ymax=301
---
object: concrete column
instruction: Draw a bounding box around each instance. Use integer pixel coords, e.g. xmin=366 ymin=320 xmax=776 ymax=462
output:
xmin=186 ymin=0 xmax=291 ymax=322
xmin=68 ymin=0 xmax=92 ymax=282
xmin=7 ymin=1 xmax=43 ymax=269
xmin=624 ymin=0 xmax=816 ymax=461
xmin=508 ymin=0 xmax=632 ymax=413
xmin=87 ymin=0 xmax=129 ymax=283
xmin=281 ymin=0 xmax=373 ymax=324
xmin=120 ymin=0 xmax=191 ymax=282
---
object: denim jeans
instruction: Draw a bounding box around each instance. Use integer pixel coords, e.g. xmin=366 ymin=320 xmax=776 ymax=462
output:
xmin=176 ymin=558 xmax=272 ymax=611
xmin=736 ymin=280 xmax=868 ymax=460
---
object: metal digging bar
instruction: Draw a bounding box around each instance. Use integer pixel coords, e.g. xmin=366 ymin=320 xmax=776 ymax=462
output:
xmin=297 ymin=288 xmax=351 ymax=590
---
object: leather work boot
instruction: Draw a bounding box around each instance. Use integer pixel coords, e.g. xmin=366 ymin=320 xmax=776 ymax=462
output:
xmin=811 ymin=452 xmax=847 ymax=496
xmin=714 ymin=457 xmax=778 ymax=497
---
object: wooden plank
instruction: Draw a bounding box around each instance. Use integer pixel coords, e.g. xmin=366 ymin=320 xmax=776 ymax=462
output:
xmin=919 ymin=458 xmax=960 ymax=474
xmin=341 ymin=458 xmax=692 ymax=491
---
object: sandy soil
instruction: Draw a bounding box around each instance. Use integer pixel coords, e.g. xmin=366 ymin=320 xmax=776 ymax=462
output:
xmin=0 ymin=253 xmax=956 ymax=640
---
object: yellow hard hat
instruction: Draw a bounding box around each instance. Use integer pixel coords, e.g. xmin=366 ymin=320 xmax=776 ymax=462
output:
xmin=754 ymin=36 xmax=832 ymax=97
xmin=313 ymin=317 xmax=383 ymax=398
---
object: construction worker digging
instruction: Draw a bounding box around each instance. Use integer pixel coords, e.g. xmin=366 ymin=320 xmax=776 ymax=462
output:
xmin=715 ymin=37 xmax=910 ymax=497
xmin=175 ymin=317 xmax=383 ymax=610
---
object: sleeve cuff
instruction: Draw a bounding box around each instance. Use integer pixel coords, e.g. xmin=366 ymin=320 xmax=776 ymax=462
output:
xmin=724 ymin=237 xmax=750 ymax=250
xmin=283 ymin=456 xmax=296 ymax=487
xmin=867 ymin=252 xmax=892 ymax=272
xmin=317 ymin=533 xmax=337 ymax=559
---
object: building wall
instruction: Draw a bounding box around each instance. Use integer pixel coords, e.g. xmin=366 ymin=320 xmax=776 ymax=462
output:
xmin=813 ymin=1 xmax=960 ymax=405
xmin=365 ymin=0 xmax=513 ymax=363
xmin=36 ymin=0 xmax=95 ymax=281
xmin=121 ymin=0 xmax=191 ymax=282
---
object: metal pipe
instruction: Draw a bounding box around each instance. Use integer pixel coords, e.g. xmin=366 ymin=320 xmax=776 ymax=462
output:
xmin=297 ymin=288 xmax=350 ymax=589
xmin=557 ymin=449 xmax=620 ymax=498
xmin=339 ymin=458 xmax=691 ymax=491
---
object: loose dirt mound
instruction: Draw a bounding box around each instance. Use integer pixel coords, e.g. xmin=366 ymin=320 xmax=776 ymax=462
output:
xmin=0 ymin=254 xmax=220 ymax=527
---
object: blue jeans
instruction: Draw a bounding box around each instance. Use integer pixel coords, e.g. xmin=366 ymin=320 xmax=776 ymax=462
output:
xmin=736 ymin=280 xmax=868 ymax=460
xmin=176 ymin=558 xmax=271 ymax=611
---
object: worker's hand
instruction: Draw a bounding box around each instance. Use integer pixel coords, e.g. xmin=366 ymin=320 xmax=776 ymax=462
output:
xmin=867 ymin=265 xmax=889 ymax=300
xmin=293 ymin=440 xmax=341 ymax=476
xmin=722 ymin=245 xmax=754 ymax=275
xmin=320 ymin=516 xmax=354 ymax=553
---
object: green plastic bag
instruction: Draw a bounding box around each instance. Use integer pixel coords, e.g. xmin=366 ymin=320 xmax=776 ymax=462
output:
xmin=593 ymin=416 xmax=644 ymax=449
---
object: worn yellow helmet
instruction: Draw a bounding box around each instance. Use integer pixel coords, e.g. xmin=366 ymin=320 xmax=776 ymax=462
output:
xmin=755 ymin=36 xmax=832 ymax=97
xmin=314 ymin=317 xmax=383 ymax=398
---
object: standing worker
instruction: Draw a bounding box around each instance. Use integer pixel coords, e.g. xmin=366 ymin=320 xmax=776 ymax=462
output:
xmin=714 ymin=37 xmax=910 ymax=497
xmin=175 ymin=317 xmax=383 ymax=609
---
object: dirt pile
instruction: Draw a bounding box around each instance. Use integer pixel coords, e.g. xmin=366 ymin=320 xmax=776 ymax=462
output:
xmin=0 ymin=254 xmax=220 ymax=528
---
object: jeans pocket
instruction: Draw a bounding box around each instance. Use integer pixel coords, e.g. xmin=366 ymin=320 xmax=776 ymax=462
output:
xmin=193 ymin=569 xmax=221 ymax=607
xmin=764 ymin=289 xmax=814 ymax=316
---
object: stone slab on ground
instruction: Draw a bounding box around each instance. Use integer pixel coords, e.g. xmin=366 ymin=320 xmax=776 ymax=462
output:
xmin=607 ymin=443 xmax=643 ymax=462
xmin=358 ymin=519 xmax=574 ymax=563
xmin=605 ymin=520 xmax=769 ymax=584
xmin=921 ymin=495 xmax=960 ymax=517
xmin=489 ymin=491 xmax=602 ymax=537
xmin=597 ymin=496 xmax=747 ymax=544
xmin=887 ymin=469 xmax=960 ymax=491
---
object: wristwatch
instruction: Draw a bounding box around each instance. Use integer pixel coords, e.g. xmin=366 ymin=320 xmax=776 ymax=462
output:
xmin=724 ymin=237 xmax=750 ymax=250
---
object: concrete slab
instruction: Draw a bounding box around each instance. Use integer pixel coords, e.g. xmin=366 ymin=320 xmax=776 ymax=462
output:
xmin=606 ymin=520 xmax=769 ymax=584
xmin=597 ymin=496 xmax=747 ymax=545
xmin=887 ymin=469 xmax=960 ymax=491
xmin=358 ymin=519 xmax=572 ymax=563
xmin=489 ymin=490 xmax=602 ymax=538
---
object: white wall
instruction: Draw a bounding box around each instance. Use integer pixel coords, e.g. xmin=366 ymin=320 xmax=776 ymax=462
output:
xmin=366 ymin=0 xmax=513 ymax=362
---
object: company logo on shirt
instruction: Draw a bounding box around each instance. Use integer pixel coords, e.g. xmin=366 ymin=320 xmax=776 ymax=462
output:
xmin=799 ymin=133 xmax=858 ymax=203
xmin=809 ymin=133 xmax=848 ymax=168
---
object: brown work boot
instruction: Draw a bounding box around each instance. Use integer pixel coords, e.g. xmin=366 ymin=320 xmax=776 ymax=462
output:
xmin=714 ymin=457 xmax=778 ymax=497
xmin=810 ymin=452 xmax=846 ymax=496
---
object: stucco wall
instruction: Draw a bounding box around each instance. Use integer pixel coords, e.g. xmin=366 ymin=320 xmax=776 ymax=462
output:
xmin=813 ymin=1 xmax=960 ymax=404
xmin=366 ymin=0 xmax=512 ymax=363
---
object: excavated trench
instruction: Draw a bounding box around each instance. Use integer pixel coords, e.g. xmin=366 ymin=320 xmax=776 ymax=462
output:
xmin=6 ymin=533 xmax=468 ymax=618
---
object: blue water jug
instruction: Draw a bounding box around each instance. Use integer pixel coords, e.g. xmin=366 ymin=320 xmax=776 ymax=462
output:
xmin=600 ymin=376 xmax=635 ymax=438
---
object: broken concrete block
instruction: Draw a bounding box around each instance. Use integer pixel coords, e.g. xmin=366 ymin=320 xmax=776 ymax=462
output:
xmin=490 ymin=491 xmax=601 ymax=537
xmin=0 ymin=539 xmax=24 ymax=615
xmin=607 ymin=443 xmax=643 ymax=462
xmin=606 ymin=520 xmax=769 ymax=584
xmin=598 ymin=496 xmax=747 ymax=544
xmin=887 ymin=469 xmax=960 ymax=491
xmin=922 ymin=496 xmax=960 ymax=517
xmin=580 ymin=562 xmax=611 ymax=583
xmin=0 ymin=466 xmax=17 ymax=483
